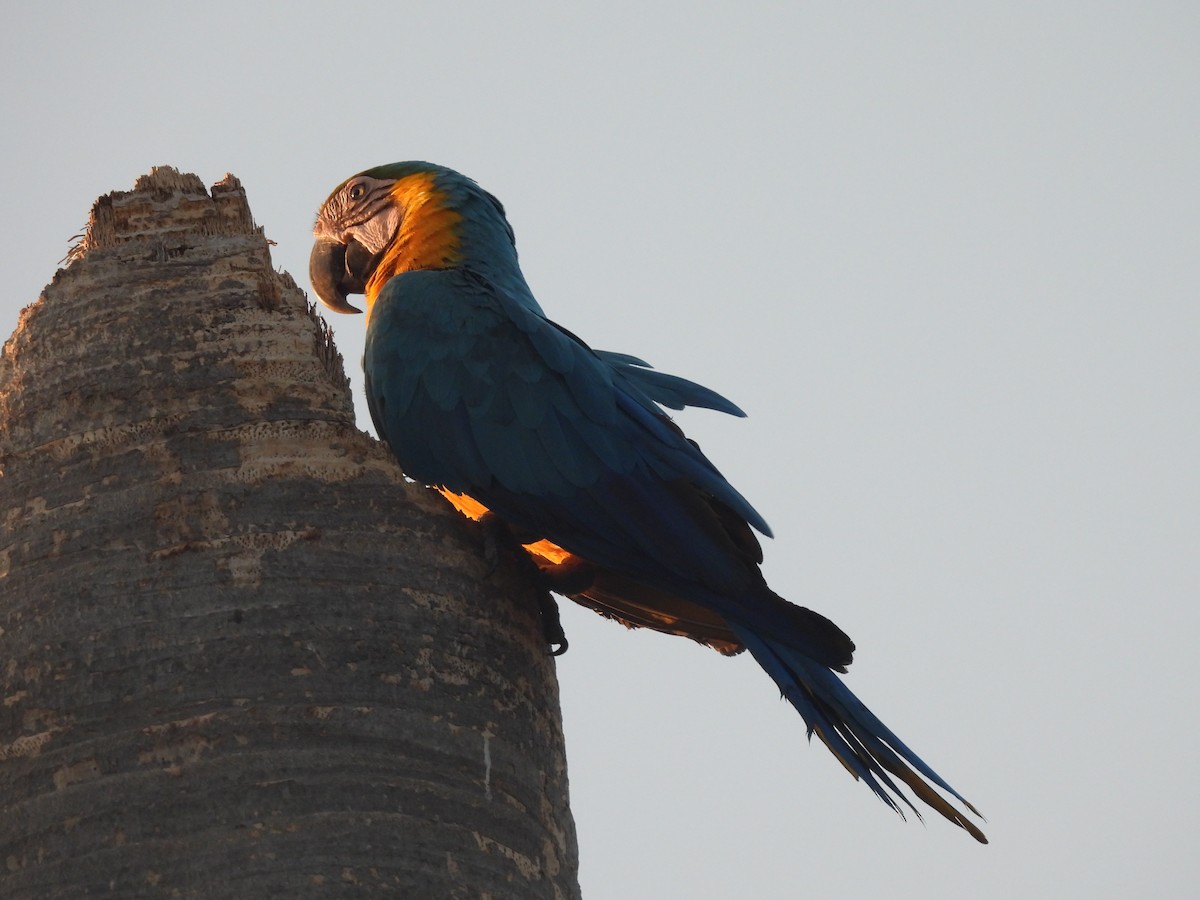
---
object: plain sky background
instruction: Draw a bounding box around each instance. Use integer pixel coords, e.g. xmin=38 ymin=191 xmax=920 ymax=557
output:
xmin=2 ymin=3 xmax=1197 ymax=897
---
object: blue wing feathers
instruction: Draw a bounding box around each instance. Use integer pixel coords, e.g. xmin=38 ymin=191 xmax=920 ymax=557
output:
xmin=591 ymin=351 xmax=746 ymax=416
xmin=611 ymin=360 xmax=748 ymax=417
xmin=368 ymin=268 xmax=778 ymax=588
xmin=370 ymin=267 xmax=764 ymax=515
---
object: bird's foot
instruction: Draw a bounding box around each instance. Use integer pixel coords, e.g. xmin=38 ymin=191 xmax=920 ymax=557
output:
xmin=537 ymin=590 xmax=569 ymax=656
xmin=478 ymin=512 xmax=573 ymax=655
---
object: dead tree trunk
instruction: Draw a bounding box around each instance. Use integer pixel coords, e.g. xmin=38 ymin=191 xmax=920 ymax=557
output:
xmin=0 ymin=168 xmax=580 ymax=899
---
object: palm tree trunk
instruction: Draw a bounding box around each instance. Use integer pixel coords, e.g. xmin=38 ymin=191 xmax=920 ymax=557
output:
xmin=0 ymin=168 xmax=580 ymax=899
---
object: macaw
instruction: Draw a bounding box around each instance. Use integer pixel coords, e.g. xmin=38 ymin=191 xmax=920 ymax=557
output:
xmin=310 ymin=161 xmax=986 ymax=843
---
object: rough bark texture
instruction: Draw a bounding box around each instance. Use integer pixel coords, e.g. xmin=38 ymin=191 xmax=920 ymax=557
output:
xmin=0 ymin=168 xmax=580 ymax=899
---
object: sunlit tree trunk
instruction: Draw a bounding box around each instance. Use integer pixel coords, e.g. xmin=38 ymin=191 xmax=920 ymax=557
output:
xmin=0 ymin=168 xmax=579 ymax=899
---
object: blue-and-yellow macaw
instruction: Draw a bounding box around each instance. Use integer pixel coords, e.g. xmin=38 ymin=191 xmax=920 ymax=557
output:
xmin=310 ymin=161 xmax=986 ymax=843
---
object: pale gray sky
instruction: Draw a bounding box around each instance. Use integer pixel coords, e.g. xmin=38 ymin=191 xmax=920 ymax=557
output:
xmin=3 ymin=2 xmax=1197 ymax=897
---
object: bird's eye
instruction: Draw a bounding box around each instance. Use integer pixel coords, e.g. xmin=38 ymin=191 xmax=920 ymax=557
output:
xmin=348 ymin=183 xmax=366 ymax=200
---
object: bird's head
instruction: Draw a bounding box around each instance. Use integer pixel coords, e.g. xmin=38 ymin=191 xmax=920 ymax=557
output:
xmin=310 ymin=161 xmax=517 ymax=317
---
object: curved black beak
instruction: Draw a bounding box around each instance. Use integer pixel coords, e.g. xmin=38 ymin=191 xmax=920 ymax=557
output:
xmin=309 ymin=237 xmax=364 ymax=314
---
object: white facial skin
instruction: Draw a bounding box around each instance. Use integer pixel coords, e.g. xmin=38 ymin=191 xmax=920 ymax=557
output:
xmin=313 ymin=175 xmax=401 ymax=254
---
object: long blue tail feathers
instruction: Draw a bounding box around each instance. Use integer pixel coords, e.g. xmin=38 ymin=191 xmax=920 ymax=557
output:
xmin=732 ymin=624 xmax=988 ymax=843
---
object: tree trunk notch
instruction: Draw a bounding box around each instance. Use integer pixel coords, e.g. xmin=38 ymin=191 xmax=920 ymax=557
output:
xmin=0 ymin=168 xmax=580 ymax=899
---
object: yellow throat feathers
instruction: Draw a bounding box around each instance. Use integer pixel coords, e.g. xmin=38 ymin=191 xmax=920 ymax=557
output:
xmin=364 ymin=172 xmax=463 ymax=321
